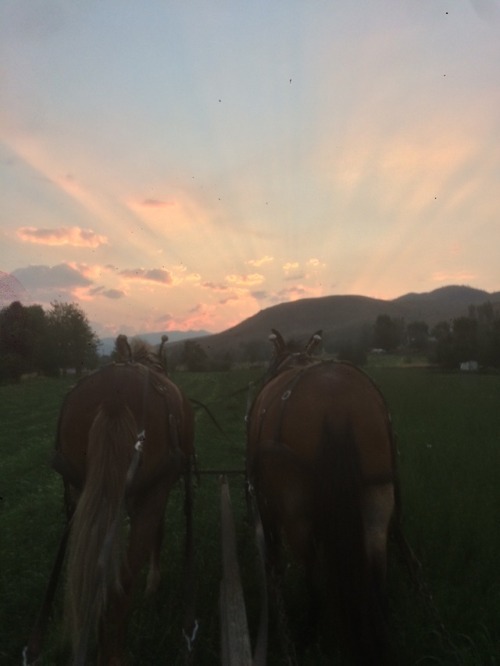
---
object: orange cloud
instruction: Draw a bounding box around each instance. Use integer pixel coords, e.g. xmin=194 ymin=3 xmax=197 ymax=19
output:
xmin=432 ymin=271 xmax=477 ymax=283
xmin=226 ymin=273 xmax=265 ymax=287
xmin=247 ymin=255 xmax=274 ymax=267
xmin=282 ymin=262 xmax=300 ymax=273
xmin=282 ymin=262 xmax=304 ymax=281
xmin=17 ymin=226 xmax=108 ymax=248
xmin=276 ymin=283 xmax=325 ymax=302
xmin=306 ymin=258 xmax=326 ymax=269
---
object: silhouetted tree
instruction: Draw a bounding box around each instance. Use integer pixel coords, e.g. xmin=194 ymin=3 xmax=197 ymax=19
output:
xmin=336 ymin=341 xmax=367 ymax=365
xmin=452 ymin=316 xmax=478 ymax=363
xmin=430 ymin=316 xmax=482 ymax=369
xmin=373 ymin=315 xmax=404 ymax=352
xmin=241 ymin=339 xmax=268 ymax=365
xmin=47 ymin=301 xmax=99 ymax=376
xmin=181 ymin=340 xmax=208 ymax=371
xmin=0 ymin=301 xmax=48 ymax=380
xmin=482 ymin=318 xmax=500 ymax=367
xmin=407 ymin=321 xmax=429 ymax=351
xmin=429 ymin=320 xmax=455 ymax=368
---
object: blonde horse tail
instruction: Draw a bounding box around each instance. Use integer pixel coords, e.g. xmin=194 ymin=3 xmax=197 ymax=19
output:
xmin=65 ymin=402 xmax=137 ymax=662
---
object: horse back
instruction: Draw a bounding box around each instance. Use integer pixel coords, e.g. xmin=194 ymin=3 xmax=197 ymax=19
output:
xmin=248 ymin=361 xmax=394 ymax=484
xmin=56 ymin=363 xmax=193 ymax=484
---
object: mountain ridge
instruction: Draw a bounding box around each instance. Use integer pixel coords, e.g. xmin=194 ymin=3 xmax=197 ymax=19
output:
xmin=186 ymin=285 xmax=500 ymax=358
xmin=99 ymin=286 xmax=500 ymax=359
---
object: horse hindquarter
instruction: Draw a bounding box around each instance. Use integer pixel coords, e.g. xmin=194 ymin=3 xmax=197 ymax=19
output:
xmin=58 ymin=364 xmax=191 ymax=665
xmin=64 ymin=402 xmax=138 ymax=664
xmin=248 ymin=361 xmax=396 ymax=664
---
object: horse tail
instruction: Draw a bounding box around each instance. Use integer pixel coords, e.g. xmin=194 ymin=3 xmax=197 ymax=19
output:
xmin=65 ymin=400 xmax=137 ymax=661
xmin=316 ymin=424 xmax=391 ymax=664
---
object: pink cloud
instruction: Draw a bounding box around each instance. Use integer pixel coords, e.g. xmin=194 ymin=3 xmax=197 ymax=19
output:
xmin=17 ymin=226 xmax=108 ymax=248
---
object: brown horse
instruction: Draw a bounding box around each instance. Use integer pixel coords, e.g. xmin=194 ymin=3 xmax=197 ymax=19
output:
xmin=246 ymin=330 xmax=399 ymax=664
xmin=52 ymin=337 xmax=194 ymax=665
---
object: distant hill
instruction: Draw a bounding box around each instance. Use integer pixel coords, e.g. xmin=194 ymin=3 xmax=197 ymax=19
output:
xmin=181 ymin=285 xmax=500 ymax=360
xmin=102 ymin=286 xmax=500 ymax=361
xmin=98 ymin=330 xmax=210 ymax=356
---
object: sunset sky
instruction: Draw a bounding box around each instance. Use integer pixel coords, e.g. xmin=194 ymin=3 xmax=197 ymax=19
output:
xmin=1 ymin=0 xmax=499 ymax=338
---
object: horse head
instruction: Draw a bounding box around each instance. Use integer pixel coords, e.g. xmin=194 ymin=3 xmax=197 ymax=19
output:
xmin=115 ymin=335 xmax=170 ymax=375
xmin=267 ymin=328 xmax=323 ymax=377
xmin=116 ymin=334 xmax=132 ymax=362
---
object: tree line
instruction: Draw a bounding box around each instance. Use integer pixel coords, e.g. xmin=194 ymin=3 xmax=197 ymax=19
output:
xmin=369 ymin=302 xmax=500 ymax=368
xmin=170 ymin=300 xmax=500 ymax=371
xmin=0 ymin=300 xmax=99 ymax=382
xmin=2 ymin=298 xmax=499 ymax=382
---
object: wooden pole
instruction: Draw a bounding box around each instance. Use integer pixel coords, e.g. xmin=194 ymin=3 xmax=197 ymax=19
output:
xmin=219 ymin=475 xmax=252 ymax=666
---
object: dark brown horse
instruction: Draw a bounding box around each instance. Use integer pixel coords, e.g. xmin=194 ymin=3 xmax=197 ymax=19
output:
xmin=52 ymin=337 xmax=194 ymax=665
xmin=246 ymin=330 xmax=399 ymax=664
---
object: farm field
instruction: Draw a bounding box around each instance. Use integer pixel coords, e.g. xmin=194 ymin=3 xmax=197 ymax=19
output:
xmin=1 ymin=366 xmax=499 ymax=665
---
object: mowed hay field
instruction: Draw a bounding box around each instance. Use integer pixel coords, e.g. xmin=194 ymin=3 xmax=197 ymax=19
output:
xmin=1 ymin=366 xmax=499 ymax=665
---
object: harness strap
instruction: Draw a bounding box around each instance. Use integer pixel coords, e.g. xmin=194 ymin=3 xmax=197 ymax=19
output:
xmin=253 ymin=366 xmax=311 ymax=451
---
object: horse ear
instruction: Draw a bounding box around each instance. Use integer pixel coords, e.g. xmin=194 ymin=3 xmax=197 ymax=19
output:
xmin=269 ymin=329 xmax=286 ymax=355
xmin=159 ymin=335 xmax=169 ymax=373
xmin=305 ymin=330 xmax=323 ymax=355
xmin=159 ymin=334 xmax=168 ymax=353
xmin=116 ymin=334 xmax=132 ymax=361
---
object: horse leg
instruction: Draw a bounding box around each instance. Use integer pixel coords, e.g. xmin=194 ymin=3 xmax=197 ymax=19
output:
xmin=284 ymin=509 xmax=321 ymax=647
xmin=97 ymin=487 xmax=169 ymax=666
xmin=145 ymin=517 xmax=164 ymax=595
xmin=362 ymin=483 xmax=394 ymax=603
xmin=359 ymin=482 xmax=395 ymax=664
xmin=259 ymin=502 xmax=283 ymax=578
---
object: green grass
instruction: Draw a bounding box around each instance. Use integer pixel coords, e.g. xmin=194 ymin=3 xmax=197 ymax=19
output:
xmin=1 ymin=368 xmax=499 ymax=664
xmin=371 ymin=368 xmax=500 ymax=665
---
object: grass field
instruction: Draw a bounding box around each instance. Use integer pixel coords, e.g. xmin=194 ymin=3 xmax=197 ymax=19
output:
xmin=1 ymin=366 xmax=499 ymax=664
